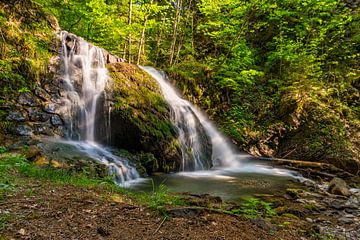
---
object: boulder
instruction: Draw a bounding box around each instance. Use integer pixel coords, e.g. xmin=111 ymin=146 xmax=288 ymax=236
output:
xmin=43 ymin=103 xmax=58 ymax=114
xmin=33 ymin=123 xmax=52 ymax=135
xmin=328 ymin=177 xmax=351 ymax=196
xmin=50 ymin=115 xmax=63 ymax=126
xmin=28 ymin=108 xmax=50 ymax=122
xmin=16 ymin=125 xmax=33 ymax=136
xmin=6 ymin=111 xmax=28 ymax=122
xmin=19 ymin=92 xmax=38 ymax=106
xmin=35 ymin=87 xmax=51 ymax=101
xmin=105 ymin=62 xmax=181 ymax=173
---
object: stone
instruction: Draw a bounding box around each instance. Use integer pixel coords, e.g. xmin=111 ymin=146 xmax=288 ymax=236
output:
xmin=28 ymin=108 xmax=50 ymax=122
xmin=286 ymin=188 xmax=303 ymax=199
xmin=250 ymin=218 xmax=277 ymax=232
xmin=107 ymin=53 xmax=118 ymax=64
xmin=16 ymin=125 xmax=33 ymax=136
xmin=34 ymin=156 xmax=50 ymax=166
xmin=47 ymin=15 xmax=60 ymax=31
xmin=6 ymin=111 xmax=27 ymax=122
xmin=24 ymin=145 xmax=41 ymax=161
xmin=328 ymin=177 xmax=351 ymax=196
xmin=328 ymin=199 xmax=346 ymax=210
xmin=338 ymin=217 xmax=354 ymax=225
xmin=19 ymin=92 xmax=38 ymax=106
xmin=306 ymin=217 xmax=314 ymax=223
xmin=33 ymin=123 xmax=51 ymax=135
xmin=43 ymin=103 xmax=58 ymax=114
xmin=35 ymin=87 xmax=51 ymax=101
xmin=51 ymin=115 xmax=63 ymax=126
xmin=18 ymin=228 xmax=26 ymax=236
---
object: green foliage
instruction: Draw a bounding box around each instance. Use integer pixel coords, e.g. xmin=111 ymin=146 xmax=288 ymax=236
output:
xmin=0 ymin=0 xmax=55 ymax=97
xmin=230 ymin=197 xmax=276 ymax=219
xmin=0 ymin=153 xmax=185 ymax=216
xmin=0 ymin=154 xmax=113 ymax=189
xmin=0 ymin=212 xmax=14 ymax=231
xmin=0 ymin=147 xmax=7 ymax=154
xmin=137 ymin=183 xmax=184 ymax=215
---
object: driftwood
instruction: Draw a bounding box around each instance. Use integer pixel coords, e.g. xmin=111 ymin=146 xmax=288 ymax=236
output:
xmin=266 ymin=157 xmax=358 ymax=181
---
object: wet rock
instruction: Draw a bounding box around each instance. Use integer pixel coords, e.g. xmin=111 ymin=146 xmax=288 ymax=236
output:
xmin=16 ymin=125 xmax=33 ymax=136
xmin=28 ymin=108 xmax=50 ymax=122
xmin=338 ymin=217 xmax=354 ymax=224
xmin=43 ymin=103 xmax=58 ymax=114
xmin=35 ymin=87 xmax=51 ymax=101
xmin=51 ymin=115 xmax=63 ymax=126
xmin=328 ymin=199 xmax=345 ymax=210
xmin=328 ymin=177 xmax=351 ymax=196
xmin=33 ymin=123 xmax=51 ymax=135
xmin=19 ymin=92 xmax=38 ymax=106
xmin=43 ymin=82 xmax=60 ymax=94
xmin=6 ymin=111 xmax=27 ymax=122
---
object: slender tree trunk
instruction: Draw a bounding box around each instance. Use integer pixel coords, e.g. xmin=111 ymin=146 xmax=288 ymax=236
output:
xmin=169 ymin=0 xmax=182 ymax=66
xmin=155 ymin=18 xmax=165 ymax=65
xmin=174 ymin=33 xmax=184 ymax=65
xmin=136 ymin=18 xmax=147 ymax=65
xmin=137 ymin=0 xmax=153 ymax=65
xmin=127 ymin=0 xmax=133 ymax=63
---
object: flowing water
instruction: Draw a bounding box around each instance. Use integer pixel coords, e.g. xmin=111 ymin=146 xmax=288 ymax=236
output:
xmin=134 ymin=67 xmax=303 ymax=198
xmin=58 ymin=31 xmax=140 ymax=186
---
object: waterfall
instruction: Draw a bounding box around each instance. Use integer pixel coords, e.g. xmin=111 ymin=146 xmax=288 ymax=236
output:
xmin=59 ymin=31 xmax=139 ymax=186
xmin=141 ymin=66 xmax=244 ymax=170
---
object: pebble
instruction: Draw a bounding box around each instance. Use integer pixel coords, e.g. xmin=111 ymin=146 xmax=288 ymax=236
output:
xmin=18 ymin=229 xmax=26 ymax=236
xmin=306 ymin=217 xmax=313 ymax=223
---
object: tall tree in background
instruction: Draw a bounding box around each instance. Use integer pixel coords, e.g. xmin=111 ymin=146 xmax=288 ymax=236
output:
xmin=169 ymin=0 xmax=182 ymax=66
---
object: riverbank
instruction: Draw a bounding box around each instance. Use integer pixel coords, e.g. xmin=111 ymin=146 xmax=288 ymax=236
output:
xmin=1 ymin=152 xmax=359 ymax=239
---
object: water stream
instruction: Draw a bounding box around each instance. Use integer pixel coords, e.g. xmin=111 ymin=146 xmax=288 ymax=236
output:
xmin=58 ymin=31 xmax=140 ymax=186
xmin=134 ymin=67 xmax=302 ymax=197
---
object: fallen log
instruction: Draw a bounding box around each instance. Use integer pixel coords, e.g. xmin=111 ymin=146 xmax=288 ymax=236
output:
xmin=260 ymin=157 xmax=359 ymax=182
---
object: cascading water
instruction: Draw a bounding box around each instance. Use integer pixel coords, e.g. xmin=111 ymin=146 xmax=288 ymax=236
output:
xmin=139 ymin=67 xmax=211 ymax=171
xmin=58 ymin=31 xmax=139 ymax=186
xmin=133 ymin=67 xmax=302 ymax=198
xmin=141 ymin=67 xmax=244 ymax=170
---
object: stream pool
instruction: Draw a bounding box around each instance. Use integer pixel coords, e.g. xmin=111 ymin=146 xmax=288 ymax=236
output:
xmin=129 ymin=163 xmax=304 ymax=202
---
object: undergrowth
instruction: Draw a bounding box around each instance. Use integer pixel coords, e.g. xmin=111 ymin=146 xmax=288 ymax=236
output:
xmin=0 ymin=153 xmax=183 ymax=216
xmin=228 ymin=197 xmax=276 ymax=219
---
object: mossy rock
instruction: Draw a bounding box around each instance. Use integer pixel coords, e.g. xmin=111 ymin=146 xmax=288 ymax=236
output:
xmin=106 ymin=63 xmax=181 ymax=173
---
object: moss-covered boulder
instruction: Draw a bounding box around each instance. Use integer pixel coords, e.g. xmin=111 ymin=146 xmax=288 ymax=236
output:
xmin=106 ymin=63 xmax=181 ymax=173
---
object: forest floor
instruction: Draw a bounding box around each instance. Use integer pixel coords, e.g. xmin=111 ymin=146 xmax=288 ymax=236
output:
xmin=1 ymin=153 xmax=360 ymax=240
xmin=1 ymin=178 xmax=308 ymax=240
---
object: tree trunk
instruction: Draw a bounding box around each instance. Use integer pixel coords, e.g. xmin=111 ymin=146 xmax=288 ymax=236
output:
xmin=127 ymin=0 xmax=133 ymax=63
xmin=137 ymin=0 xmax=153 ymax=65
xmin=169 ymin=0 xmax=182 ymax=66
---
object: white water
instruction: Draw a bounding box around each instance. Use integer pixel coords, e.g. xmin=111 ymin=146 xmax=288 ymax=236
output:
xmin=140 ymin=66 xmax=211 ymax=171
xmin=141 ymin=67 xmax=297 ymax=177
xmin=141 ymin=67 xmax=243 ymax=169
xmin=59 ymin=31 xmax=140 ymax=186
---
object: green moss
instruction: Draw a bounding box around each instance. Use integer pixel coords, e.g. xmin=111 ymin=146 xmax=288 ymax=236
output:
xmin=0 ymin=0 xmax=56 ymax=98
xmin=107 ymin=63 xmax=179 ymax=172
